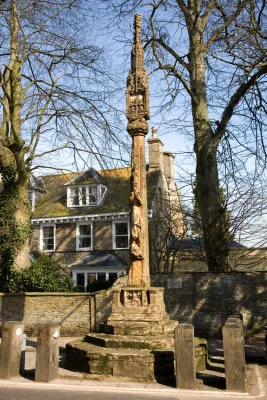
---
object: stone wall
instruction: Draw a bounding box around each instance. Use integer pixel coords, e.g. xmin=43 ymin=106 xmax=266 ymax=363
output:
xmin=1 ymin=272 xmax=267 ymax=339
xmin=151 ymin=272 xmax=267 ymax=339
xmin=0 ymin=290 xmax=113 ymax=337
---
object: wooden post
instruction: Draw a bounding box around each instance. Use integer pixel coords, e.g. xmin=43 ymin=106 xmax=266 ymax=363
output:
xmin=175 ymin=324 xmax=195 ymax=389
xmin=223 ymin=318 xmax=246 ymax=392
xmin=0 ymin=321 xmax=24 ymax=379
xmin=35 ymin=323 xmax=60 ymax=382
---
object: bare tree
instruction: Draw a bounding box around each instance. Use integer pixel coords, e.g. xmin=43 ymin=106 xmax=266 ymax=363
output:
xmin=0 ymin=0 xmax=128 ymax=274
xmin=102 ymin=0 xmax=267 ymax=272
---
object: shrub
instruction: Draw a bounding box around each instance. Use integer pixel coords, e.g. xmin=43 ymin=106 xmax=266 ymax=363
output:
xmin=7 ymin=254 xmax=75 ymax=293
xmin=86 ymin=279 xmax=114 ymax=292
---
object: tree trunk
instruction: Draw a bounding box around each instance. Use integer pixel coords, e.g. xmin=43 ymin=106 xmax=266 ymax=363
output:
xmin=189 ymin=18 xmax=230 ymax=272
xmin=0 ymin=153 xmax=31 ymax=274
xmin=0 ymin=0 xmax=31 ymax=274
xmin=13 ymin=161 xmax=31 ymax=270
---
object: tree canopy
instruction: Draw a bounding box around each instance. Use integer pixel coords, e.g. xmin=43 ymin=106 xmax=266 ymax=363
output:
xmin=101 ymin=0 xmax=267 ymax=271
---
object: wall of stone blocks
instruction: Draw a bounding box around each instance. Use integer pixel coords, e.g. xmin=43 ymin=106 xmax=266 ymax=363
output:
xmin=151 ymin=272 xmax=267 ymax=339
xmin=0 ymin=292 xmax=109 ymax=337
xmin=1 ymin=273 xmax=267 ymax=339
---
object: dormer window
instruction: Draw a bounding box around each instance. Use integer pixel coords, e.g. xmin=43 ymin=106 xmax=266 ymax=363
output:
xmin=67 ymin=184 xmax=107 ymax=208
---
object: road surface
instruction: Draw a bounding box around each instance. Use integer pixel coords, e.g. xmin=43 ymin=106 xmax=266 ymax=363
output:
xmin=0 ymin=379 xmax=265 ymax=400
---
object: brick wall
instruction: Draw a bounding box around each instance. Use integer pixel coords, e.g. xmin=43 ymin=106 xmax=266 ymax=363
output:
xmin=1 ymin=273 xmax=266 ymax=339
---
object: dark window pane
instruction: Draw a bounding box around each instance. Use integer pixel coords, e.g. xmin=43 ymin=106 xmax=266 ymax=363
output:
xmin=76 ymin=273 xmax=85 ymax=288
xmin=79 ymin=237 xmax=91 ymax=248
xmin=116 ymin=236 xmax=128 ymax=249
xmin=70 ymin=187 xmax=79 ymax=205
xmin=89 ymin=186 xmax=97 ymax=204
xmin=70 ymin=188 xmax=78 ymax=195
xmin=71 ymin=195 xmax=79 ymax=206
xmin=81 ymin=195 xmax=87 ymax=205
xmin=109 ymin=273 xmax=117 ymax=282
xmin=80 ymin=225 xmax=91 ymax=236
xmin=98 ymin=273 xmax=106 ymax=283
xmin=81 ymin=187 xmax=87 ymax=205
xmin=43 ymin=226 xmax=54 ymax=237
xmin=88 ymin=273 xmax=96 ymax=283
xmin=89 ymin=195 xmax=97 ymax=204
xmin=43 ymin=238 xmax=54 ymax=250
xmin=115 ymin=223 xmax=128 ymax=235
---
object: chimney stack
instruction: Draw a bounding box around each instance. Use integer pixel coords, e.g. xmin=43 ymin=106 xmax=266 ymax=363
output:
xmin=163 ymin=151 xmax=175 ymax=184
xmin=147 ymin=128 xmax=163 ymax=171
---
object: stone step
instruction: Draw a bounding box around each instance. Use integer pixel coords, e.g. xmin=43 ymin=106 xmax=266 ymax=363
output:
xmin=85 ymin=332 xmax=175 ymax=350
xmin=66 ymin=337 xmax=207 ymax=381
xmin=100 ymin=319 xmax=178 ymax=336
xmin=66 ymin=339 xmax=175 ymax=381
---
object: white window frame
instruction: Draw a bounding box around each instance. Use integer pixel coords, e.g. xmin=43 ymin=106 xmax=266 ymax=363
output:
xmin=40 ymin=224 xmax=56 ymax=252
xmin=29 ymin=190 xmax=36 ymax=212
xmin=112 ymin=220 xmax=130 ymax=250
xmin=76 ymin=223 xmax=93 ymax=251
xmin=67 ymin=184 xmax=107 ymax=208
xmin=72 ymin=270 xmax=126 ymax=289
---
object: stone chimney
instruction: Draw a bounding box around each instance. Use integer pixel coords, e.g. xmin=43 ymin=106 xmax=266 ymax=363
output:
xmin=163 ymin=151 xmax=175 ymax=184
xmin=147 ymin=127 xmax=163 ymax=171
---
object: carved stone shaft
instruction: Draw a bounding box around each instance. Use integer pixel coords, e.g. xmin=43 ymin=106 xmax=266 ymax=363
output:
xmin=126 ymin=14 xmax=150 ymax=287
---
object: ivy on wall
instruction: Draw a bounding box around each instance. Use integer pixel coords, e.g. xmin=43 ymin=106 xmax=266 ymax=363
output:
xmin=0 ymin=165 xmax=31 ymax=291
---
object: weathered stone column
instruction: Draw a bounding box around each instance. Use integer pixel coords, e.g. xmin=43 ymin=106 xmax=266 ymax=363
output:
xmin=35 ymin=323 xmax=60 ymax=383
xmin=0 ymin=321 xmax=24 ymax=379
xmin=223 ymin=318 xmax=246 ymax=392
xmin=175 ymin=324 xmax=195 ymax=389
xmin=126 ymin=14 xmax=150 ymax=287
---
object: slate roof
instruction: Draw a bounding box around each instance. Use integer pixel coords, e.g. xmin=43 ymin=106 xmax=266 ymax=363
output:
xmin=71 ymin=252 xmax=127 ymax=269
xmin=168 ymin=238 xmax=245 ymax=250
xmin=32 ymin=167 xmax=161 ymax=218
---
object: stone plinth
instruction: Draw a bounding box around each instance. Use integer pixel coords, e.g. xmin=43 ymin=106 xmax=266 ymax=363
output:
xmin=66 ymin=287 xmax=207 ymax=381
xmin=101 ymin=287 xmax=176 ymax=337
xmin=103 ymin=288 xmax=172 ymax=336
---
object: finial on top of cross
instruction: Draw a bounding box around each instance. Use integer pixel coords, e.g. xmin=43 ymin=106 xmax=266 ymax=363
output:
xmin=135 ymin=14 xmax=142 ymax=30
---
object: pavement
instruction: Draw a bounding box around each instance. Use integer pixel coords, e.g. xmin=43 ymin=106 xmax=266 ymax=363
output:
xmin=0 ymin=336 xmax=266 ymax=398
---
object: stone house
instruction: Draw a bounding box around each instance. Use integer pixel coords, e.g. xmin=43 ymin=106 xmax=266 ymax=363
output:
xmin=30 ymin=129 xmax=184 ymax=289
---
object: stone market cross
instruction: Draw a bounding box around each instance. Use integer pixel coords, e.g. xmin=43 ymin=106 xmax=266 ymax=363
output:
xmin=126 ymin=14 xmax=150 ymax=288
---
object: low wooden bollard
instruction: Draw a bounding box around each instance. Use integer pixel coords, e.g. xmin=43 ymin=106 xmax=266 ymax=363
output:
xmin=0 ymin=321 xmax=24 ymax=379
xmin=223 ymin=318 xmax=246 ymax=392
xmin=35 ymin=323 xmax=60 ymax=382
xmin=175 ymin=324 xmax=195 ymax=389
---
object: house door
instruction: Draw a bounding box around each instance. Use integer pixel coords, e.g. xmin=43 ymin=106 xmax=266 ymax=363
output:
xmin=76 ymin=273 xmax=85 ymax=290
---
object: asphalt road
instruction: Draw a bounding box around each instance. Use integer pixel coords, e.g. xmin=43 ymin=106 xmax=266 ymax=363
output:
xmin=0 ymin=383 xmax=263 ymax=400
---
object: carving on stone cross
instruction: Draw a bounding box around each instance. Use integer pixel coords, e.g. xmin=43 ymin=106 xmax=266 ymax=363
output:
xmin=130 ymin=166 xmax=144 ymax=260
xmin=126 ymin=14 xmax=150 ymax=137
